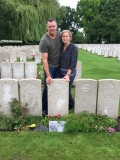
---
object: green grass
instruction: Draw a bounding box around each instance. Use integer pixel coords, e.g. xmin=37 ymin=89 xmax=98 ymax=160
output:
xmin=1 ymin=49 xmax=120 ymax=160
xmin=78 ymin=49 xmax=120 ymax=80
xmin=0 ymin=132 xmax=120 ymax=160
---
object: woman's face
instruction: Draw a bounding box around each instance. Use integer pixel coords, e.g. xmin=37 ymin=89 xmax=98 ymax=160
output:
xmin=61 ymin=32 xmax=70 ymax=44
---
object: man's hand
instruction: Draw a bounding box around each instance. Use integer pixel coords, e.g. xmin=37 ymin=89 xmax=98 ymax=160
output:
xmin=46 ymin=76 xmax=52 ymax=85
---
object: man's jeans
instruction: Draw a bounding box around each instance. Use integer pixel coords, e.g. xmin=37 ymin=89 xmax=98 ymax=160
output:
xmin=42 ymin=66 xmax=60 ymax=115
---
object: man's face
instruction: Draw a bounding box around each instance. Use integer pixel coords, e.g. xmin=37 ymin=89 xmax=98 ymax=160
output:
xmin=47 ymin=21 xmax=57 ymax=35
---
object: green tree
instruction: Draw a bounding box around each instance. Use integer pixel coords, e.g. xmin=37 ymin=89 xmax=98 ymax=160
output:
xmin=0 ymin=0 xmax=58 ymax=42
xmin=101 ymin=0 xmax=120 ymax=43
xmin=72 ymin=31 xmax=86 ymax=44
xmin=75 ymin=0 xmax=104 ymax=43
xmin=58 ymin=6 xmax=78 ymax=36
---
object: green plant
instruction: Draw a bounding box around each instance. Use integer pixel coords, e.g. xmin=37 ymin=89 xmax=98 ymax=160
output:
xmin=37 ymin=63 xmax=44 ymax=83
xmin=9 ymin=98 xmax=26 ymax=118
xmin=0 ymin=99 xmax=29 ymax=131
xmin=15 ymin=57 xmax=20 ymax=62
xmin=64 ymin=111 xmax=117 ymax=133
xmin=0 ymin=112 xmax=14 ymax=130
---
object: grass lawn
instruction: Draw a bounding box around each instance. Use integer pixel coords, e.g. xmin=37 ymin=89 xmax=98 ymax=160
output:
xmin=0 ymin=131 xmax=120 ymax=160
xmin=78 ymin=49 xmax=120 ymax=80
xmin=0 ymin=49 xmax=120 ymax=160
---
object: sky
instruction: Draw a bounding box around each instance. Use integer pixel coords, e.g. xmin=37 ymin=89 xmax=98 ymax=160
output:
xmin=58 ymin=0 xmax=79 ymax=9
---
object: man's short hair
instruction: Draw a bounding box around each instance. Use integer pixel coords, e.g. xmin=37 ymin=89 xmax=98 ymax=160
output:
xmin=46 ymin=18 xmax=56 ymax=24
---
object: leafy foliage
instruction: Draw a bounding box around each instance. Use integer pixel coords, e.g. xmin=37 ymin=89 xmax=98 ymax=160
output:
xmin=75 ymin=0 xmax=120 ymax=43
xmin=0 ymin=0 xmax=58 ymax=42
xmin=0 ymin=112 xmax=14 ymax=130
xmin=64 ymin=111 xmax=117 ymax=133
xmin=58 ymin=6 xmax=78 ymax=36
xmin=0 ymin=98 xmax=43 ymax=131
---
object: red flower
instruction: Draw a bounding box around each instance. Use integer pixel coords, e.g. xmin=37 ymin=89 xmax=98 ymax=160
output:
xmin=31 ymin=54 xmax=35 ymax=57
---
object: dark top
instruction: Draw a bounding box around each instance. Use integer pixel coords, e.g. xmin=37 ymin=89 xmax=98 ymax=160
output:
xmin=60 ymin=42 xmax=78 ymax=71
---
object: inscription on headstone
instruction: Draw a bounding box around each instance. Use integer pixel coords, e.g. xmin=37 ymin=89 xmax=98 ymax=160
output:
xmin=12 ymin=62 xmax=24 ymax=79
xmin=19 ymin=79 xmax=42 ymax=116
xmin=0 ymin=79 xmax=18 ymax=115
xmin=25 ymin=62 xmax=37 ymax=78
xmin=97 ymin=79 xmax=120 ymax=118
xmin=75 ymin=79 xmax=97 ymax=114
xmin=1 ymin=62 xmax=12 ymax=78
xmin=48 ymin=79 xmax=69 ymax=116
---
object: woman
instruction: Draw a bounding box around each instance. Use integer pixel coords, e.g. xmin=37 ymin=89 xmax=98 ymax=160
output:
xmin=60 ymin=30 xmax=78 ymax=110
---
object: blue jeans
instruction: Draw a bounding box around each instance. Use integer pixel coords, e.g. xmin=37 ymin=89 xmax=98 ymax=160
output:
xmin=42 ymin=66 xmax=60 ymax=114
xmin=60 ymin=69 xmax=76 ymax=110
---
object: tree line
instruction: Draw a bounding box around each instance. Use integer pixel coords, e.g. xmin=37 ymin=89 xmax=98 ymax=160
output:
xmin=0 ymin=0 xmax=120 ymax=44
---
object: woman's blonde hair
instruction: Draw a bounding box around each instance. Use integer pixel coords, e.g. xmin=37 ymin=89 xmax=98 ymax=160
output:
xmin=61 ymin=30 xmax=72 ymax=41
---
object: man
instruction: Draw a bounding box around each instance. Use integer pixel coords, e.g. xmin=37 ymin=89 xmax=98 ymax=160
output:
xmin=39 ymin=18 xmax=62 ymax=115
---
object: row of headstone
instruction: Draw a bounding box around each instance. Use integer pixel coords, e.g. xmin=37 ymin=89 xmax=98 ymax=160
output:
xmin=0 ymin=78 xmax=119 ymax=119
xmin=0 ymin=62 xmax=37 ymax=79
xmin=0 ymin=45 xmax=41 ymax=64
xmin=0 ymin=60 xmax=82 ymax=81
xmin=76 ymin=44 xmax=120 ymax=61
xmin=0 ymin=79 xmax=42 ymax=116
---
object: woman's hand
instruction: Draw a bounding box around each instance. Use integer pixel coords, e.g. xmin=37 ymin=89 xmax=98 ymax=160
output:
xmin=63 ymin=75 xmax=70 ymax=82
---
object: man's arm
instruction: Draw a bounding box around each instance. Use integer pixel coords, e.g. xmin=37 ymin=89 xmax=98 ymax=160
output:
xmin=42 ymin=53 xmax=52 ymax=85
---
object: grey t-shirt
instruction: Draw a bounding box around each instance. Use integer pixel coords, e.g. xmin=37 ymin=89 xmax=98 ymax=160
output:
xmin=39 ymin=31 xmax=62 ymax=67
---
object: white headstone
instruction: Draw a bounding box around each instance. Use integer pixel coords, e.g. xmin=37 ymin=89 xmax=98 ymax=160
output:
xmin=10 ymin=52 xmax=17 ymax=62
xmin=25 ymin=62 xmax=37 ymax=78
xmin=75 ymin=79 xmax=97 ymax=114
xmin=1 ymin=62 xmax=12 ymax=78
xmin=19 ymin=52 xmax=26 ymax=62
xmin=19 ymin=79 xmax=42 ymax=116
xmin=48 ymin=79 xmax=69 ymax=116
xmin=2 ymin=52 xmax=10 ymax=61
xmin=12 ymin=62 xmax=25 ymax=80
xmin=97 ymin=79 xmax=120 ymax=119
xmin=0 ymin=52 xmax=3 ymax=62
xmin=74 ymin=61 xmax=82 ymax=82
xmin=0 ymin=79 xmax=19 ymax=115
xmin=35 ymin=52 xmax=41 ymax=64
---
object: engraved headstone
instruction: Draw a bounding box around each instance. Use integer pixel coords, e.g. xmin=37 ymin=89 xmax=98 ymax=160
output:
xmin=12 ymin=62 xmax=24 ymax=80
xmin=74 ymin=61 xmax=82 ymax=82
xmin=48 ymin=79 xmax=69 ymax=116
xmin=0 ymin=79 xmax=19 ymax=115
xmin=1 ymin=62 xmax=12 ymax=78
xmin=2 ymin=51 xmax=10 ymax=61
xmin=25 ymin=62 xmax=37 ymax=78
xmin=97 ymin=79 xmax=120 ymax=119
xmin=19 ymin=79 xmax=42 ymax=116
xmin=0 ymin=52 xmax=3 ymax=62
xmin=10 ymin=52 xmax=17 ymax=62
xmin=26 ymin=50 xmax=33 ymax=59
xmin=75 ymin=79 xmax=97 ymax=114
xmin=19 ymin=52 xmax=26 ymax=62
xmin=104 ymin=50 xmax=108 ymax=57
xmin=35 ymin=52 xmax=41 ymax=64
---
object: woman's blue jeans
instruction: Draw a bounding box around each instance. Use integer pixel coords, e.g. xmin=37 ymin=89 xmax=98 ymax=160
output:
xmin=60 ymin=72 xmax=76 ymax=110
